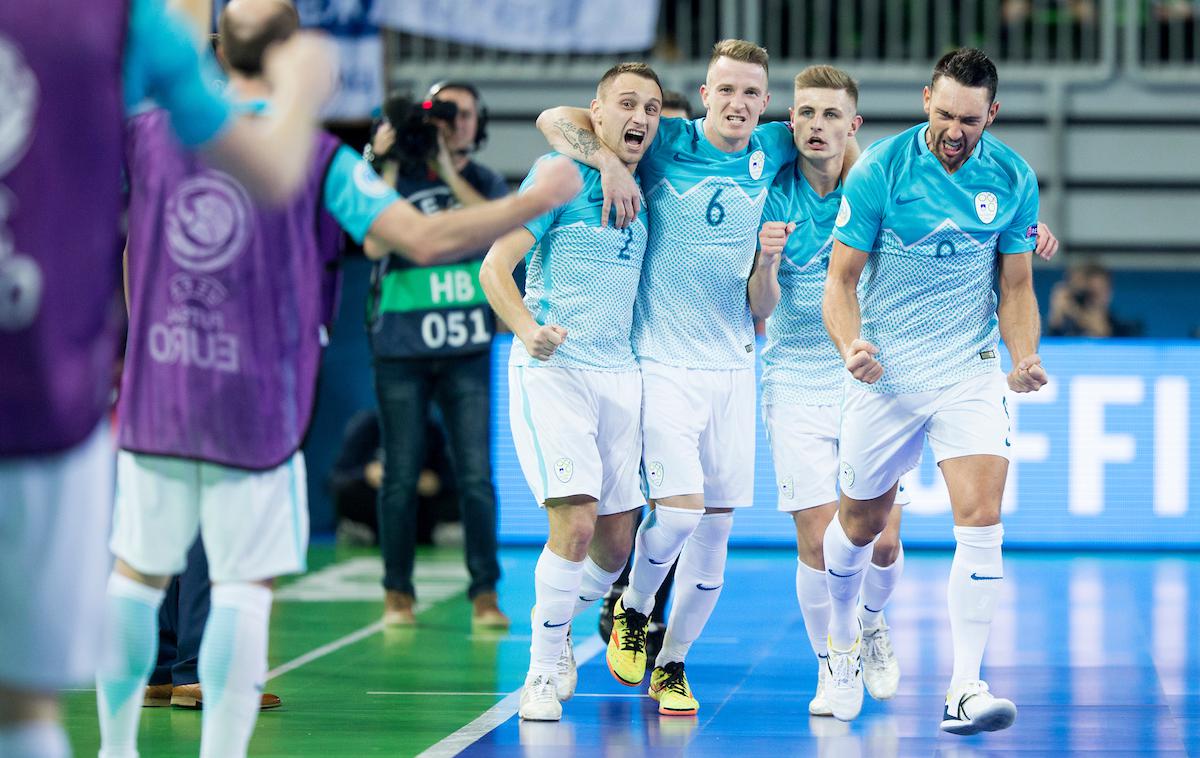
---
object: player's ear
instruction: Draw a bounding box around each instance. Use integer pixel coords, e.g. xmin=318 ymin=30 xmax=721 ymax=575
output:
xmin=922 ymin=85 xmax=932 ymax=115
xmin=849 ymin=114 xmax=863 ymax=136
xmin=589 ymin=98 xmax=602 ymax=129
xmin=986 ymin=100 xmax=1000 ymax=127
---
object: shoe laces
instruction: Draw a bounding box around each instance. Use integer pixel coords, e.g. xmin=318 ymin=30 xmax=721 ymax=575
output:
xmin=862 ymin=625 xmax=894 ymax=667
xmin=556 ymin=631 xmax=574 ymax=672
xmin=615 ymin=607 xmax=649 ymax=655
xmin=658 ymin=662 xmax=690 ymax=697
xmin=827 ymin=648 xmax=860 ymax=689
xmin=526 ymin=674 xmax=557 ymax=702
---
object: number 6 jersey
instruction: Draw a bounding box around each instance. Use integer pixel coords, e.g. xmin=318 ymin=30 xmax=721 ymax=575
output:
xmin=632 ymin=117 xmax=795 ymax=370
xmin=513 ymin=153 xmax=648 ymax=371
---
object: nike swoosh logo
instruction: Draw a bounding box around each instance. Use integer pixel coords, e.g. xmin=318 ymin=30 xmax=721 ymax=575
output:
xmin=587 ymin=190 xmax=605 ymax=204
xmin=695 ymin=583 xmax=722 ymax=591
xmin=896 ymin=195 xmax=924 ymax=205
xmin=970 ymin=572 xmax=1003 ymax=581
xmin=828 ymin=568 xmax=862 ymax=578
xmin=648 ymin=557 xmax=671 ymax=565
xmin=543 ymin=619 xmax=570 ymax=628
xmin=578 ymin=595 xmax=601 ymax=603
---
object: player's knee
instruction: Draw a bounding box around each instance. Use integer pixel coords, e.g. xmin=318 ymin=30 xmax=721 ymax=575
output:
xmin=841 ymin=506 xmax=889 ymax=545
xmin=954 ymin=501 xmax=1003 ymax=527
xmin=872 ymin=535 xmax=901 ymax=566
xmin=113 ymin=558 xmax=171 ymax=591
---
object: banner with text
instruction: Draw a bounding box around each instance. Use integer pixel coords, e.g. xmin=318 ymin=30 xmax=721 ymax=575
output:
xmin=489 ymin=338 xmax=1200 ymax=548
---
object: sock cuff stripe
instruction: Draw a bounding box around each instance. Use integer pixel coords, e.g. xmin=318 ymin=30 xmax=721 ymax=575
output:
xmin=108 ymin=572 xmax=167 ymax=606
xmin=953 ymin=523 xmax=1005 ymax=547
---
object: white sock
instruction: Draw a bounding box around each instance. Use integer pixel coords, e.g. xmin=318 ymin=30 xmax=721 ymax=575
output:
xmin=573 ymin=557 xmax=622 ymax=617
xmin=198 ymin=583 xmax=273 ymax=758
xmin=795 ymin=559 xmax=831 ymax=660
xmin=97 ymin=572 xmax=166 ymax=758
xmin=948 ymin=524 xmax=1004 ymax=689
xmin=859 ymin=542 xmax=905 ymax=630
xmin=622 ymin=506 xmax=702 ymax=615
xmin=0 ymin=721 xmax=71 ymax=758
xmin=824 ymin=516 xmax=875 ymax=650
xmin=529 ymin=547 xmax=584 ymax=677
xmin=655 ymin=512 xmax=733 ymax=667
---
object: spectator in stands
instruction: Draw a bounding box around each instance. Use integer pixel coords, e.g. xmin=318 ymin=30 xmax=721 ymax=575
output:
xmin=1047 ymin=262 xmax=1143 ymax=337
xmin=367 ymin=82 xmax=510 ymax=629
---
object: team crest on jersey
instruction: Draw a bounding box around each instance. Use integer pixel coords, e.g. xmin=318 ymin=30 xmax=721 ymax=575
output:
xmin=554 ymin=457 xmax=574 ymax=483
xmin=647 ymin=461 xmax=664 ymax=488
xmin=780 ymin=476 xmax=795 ymax=500
xmin=839 ymin=461 xmax=856 ymax=488
xmin=748 ymin=150 xmax=765 ymax=180
xmin=835 ymin=197 xmax=852 ymax=228
xmin=974 ymin=192 xmax=999 ymax=224
xmin=165 ymin=173 xmax=253 ymax=274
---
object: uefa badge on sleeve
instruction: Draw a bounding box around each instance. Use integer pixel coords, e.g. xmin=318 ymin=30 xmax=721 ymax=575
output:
xmin=974 ymin=191 xmax=998 ymax=224
xmin=836 ymin=197 xmax=852 ymax=228
xmin=748 ymin=150 xmax=765 ymax=180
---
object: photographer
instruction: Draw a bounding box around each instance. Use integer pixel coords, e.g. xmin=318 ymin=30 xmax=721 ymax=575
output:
xmin=1047 ymin=262 xmax=1143 ymax=337
xmin=367 ymin=82 xmax=510 ymax=629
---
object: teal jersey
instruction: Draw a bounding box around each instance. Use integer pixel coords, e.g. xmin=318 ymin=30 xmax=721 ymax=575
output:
xmin=833 ymin=124 xmax=1039 ymax=393
xmin=123 ymin=0 xmax=231 ymax=147
xmin=632 ymin=117 xmax=797 ymax=369
xmin=760 ymin=164 xmax=845 ymax=407
xmin=516 ymin=154 xmax=648 ymax=371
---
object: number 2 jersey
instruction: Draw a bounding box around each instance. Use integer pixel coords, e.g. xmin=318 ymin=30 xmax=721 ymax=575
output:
xmin=832 ymin=124 xmax=1039 ymax=394
xmin=632 ymin=117 xmax=796 ymax=370
xmin=513 ymin=153 xmax=649 ymax=371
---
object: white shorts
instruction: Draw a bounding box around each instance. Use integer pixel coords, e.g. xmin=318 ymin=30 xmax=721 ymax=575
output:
xmin=839 ymin=371 xmax=1011 ymax=501
xmin=111 ymin=450 xmax=309 ymax=584
xmin=509 ymin=364 xmax=644 ymax=516
xmin=640 ymin=360 xmax=755 ymax=508
xmin=0 ymin=422 xmax=114 ymax=690
xmin=764 ymin=402 xmax=914 ymax=511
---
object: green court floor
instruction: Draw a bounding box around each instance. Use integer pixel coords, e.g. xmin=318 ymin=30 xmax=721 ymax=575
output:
xmin=64 ymin=544 xmax=525 ymax=757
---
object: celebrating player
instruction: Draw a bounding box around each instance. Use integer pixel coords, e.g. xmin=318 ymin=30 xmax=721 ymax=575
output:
xmin=480 ymin=62 xmax=663 ymax=722
xmin=821 ymin=48 xmax=1048 ymax=731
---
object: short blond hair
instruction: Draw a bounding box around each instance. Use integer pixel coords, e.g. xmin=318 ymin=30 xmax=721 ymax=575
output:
xmin=708 ymin=38 xmax=769 ymax=75
xmin=793 ymin=65 xmax=859 ymax=107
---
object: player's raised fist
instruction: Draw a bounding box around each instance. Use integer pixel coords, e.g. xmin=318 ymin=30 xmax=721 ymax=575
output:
xmin=1007 ymin=353 xmax=1048 ymax=392
xmin=527 ymin=156 xmax=584 ymax=211
xmin=844 ymin=338 xmax=883 ymax=383
xmin=1034 ymin=222 xmax=1059 ymax=261
xmin=521 ymin=324 xmax=568 ymax=361
xmin=758 ymin=221 xmax=795 ymax=264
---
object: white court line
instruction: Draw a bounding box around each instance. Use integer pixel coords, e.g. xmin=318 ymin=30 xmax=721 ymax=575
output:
xmin=368 ymin=690 xmax=642 ymax=699
xmin=265 ymin=620 xmax=384 ymax=681
xmin=415 ymin=634 xmax=607 ymax=758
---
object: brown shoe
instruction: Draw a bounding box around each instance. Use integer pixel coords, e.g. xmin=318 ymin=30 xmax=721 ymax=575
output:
xmin=471 ymin=591 xmax=510 ymax=630
xmin=383 ymin=590 xmax=416 ymax=627
xmin=143 ymin=683 xmax=173 ymax=707
xmin=169 ymin=683 xmax=282 ymax=710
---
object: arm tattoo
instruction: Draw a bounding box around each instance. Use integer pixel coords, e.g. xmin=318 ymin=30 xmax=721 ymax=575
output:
xmin=552 ymin=118 xmax=601 ymax=159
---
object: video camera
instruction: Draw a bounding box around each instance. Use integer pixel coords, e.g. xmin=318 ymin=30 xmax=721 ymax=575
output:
xmin=381 ymin=92 xmax=458 ymax=176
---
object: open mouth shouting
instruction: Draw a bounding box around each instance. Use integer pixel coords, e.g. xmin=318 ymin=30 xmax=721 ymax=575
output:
xmin=623 ymin=128 xmax=646 ymax=149
xmin=940 ymin=136 xmax=965 ymax=159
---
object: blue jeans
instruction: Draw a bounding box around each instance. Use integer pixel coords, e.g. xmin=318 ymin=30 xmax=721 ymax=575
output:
xmin=374 ymin=351 xmax=500 ymax=600
xmin=149 ymin=536 xmax=208 ymax=686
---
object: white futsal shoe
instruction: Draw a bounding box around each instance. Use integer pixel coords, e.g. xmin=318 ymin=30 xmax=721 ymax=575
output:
xmin=809 ymin=658 xmax=834 ymax=716
xmin=861 ymin=616 xmax=900 ymax=700
xmin=519 ymin=673 xmax=562 ymax=721
xmin=825 ymin=633 xmax=864 ymax=722
xmin=556 ymin=628 xmax=577 ymax=701
xmin=940 ymin=679 xmax=1017 ymax=735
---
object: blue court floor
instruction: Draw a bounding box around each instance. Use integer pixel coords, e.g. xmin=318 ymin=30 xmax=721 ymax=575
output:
xmin=459 ymin=548 xmax=1200 ymax=757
